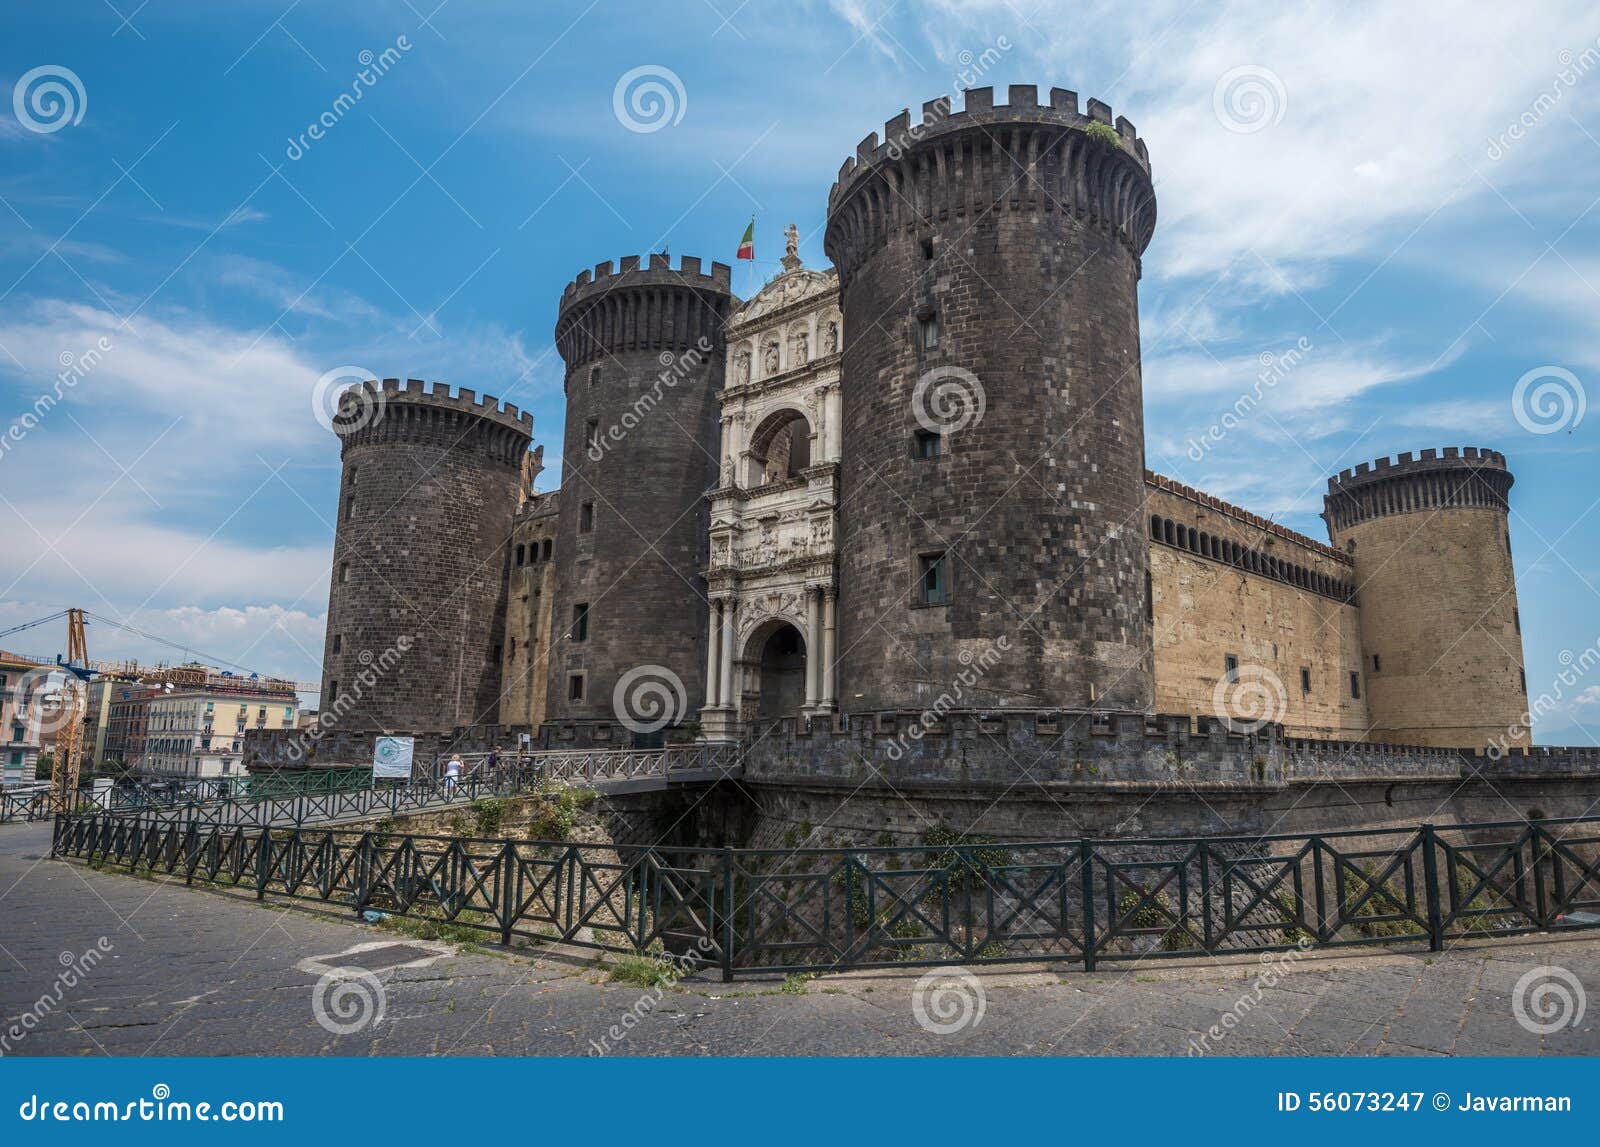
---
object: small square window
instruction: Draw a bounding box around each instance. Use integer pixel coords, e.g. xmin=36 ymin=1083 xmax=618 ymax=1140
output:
xmin=580 ymin=502 xmax=594 ymax=533
xmin=568 ymin=673 xmax=586 ymax=702
xmin=572 ymin=602 xmax=589 ymax=642
xmin=913 ymin=429 xmax=942 ymax=459
xmin=917 ymin=552 xmax=949 ymax=605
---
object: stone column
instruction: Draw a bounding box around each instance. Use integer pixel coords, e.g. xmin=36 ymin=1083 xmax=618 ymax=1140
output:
xmin=705 ymin=598 xmax=722 ymax=707
xmin=821 ymin=587 xmax=837 ymax=709
xmin=719 ymin=598 xmax=737 ymax=711
xmin=804 ymin=587 xmax=821 ymax=710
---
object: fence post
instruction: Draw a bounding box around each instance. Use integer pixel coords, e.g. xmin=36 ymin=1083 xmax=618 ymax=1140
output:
xmin=255 ymin=825 xmax=269 ymax=901
xmin=1530 ymin=821 xmax=1550 ymax=928
xmin=1420 ymin=823 xmax=1444 ymax=952
xmin=1080 ymin=839 xmax=1097 ymax=972
xmin=720 ymin=847 xmax=735 ymax=983
xmin=500 ymin=843 xmax=516 ymax=946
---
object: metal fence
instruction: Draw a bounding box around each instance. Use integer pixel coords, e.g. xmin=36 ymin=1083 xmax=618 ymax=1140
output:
xmin=50 ymin=812 xmax=1600 ymax=980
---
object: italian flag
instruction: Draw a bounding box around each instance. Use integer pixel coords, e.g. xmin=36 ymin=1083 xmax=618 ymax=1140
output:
xmin=736 ymin=220 xmax=755 ymax=261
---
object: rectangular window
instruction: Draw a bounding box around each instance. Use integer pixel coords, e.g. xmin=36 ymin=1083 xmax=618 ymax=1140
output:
xmin=572 ymin=603 xmax=589 ymax=642
xmin=348 ymin=466 xmax=358 ymax=486
xmin=516 ymin=543 xmax=526 ymax=566
xmin=919 ymin=236 xmax=935 ymax=261
xmin=585 ymin=418 xmax=600 ymax=447
xmin=1514 ymin=608 xmax=1520 ymax=634
xmin=339 ymin=562 xmax=349 ymax=584
xmin=1300 ymin=667 xmax=1311 ymax=693
xmin=1145 ymin=570 xmax=1153 ymax=622
xmin=1224 ymin=654 xmax=1239 ymax=679
xmin=917 ymin=552 xmax=949 ymax=605
xmin=345 ymin=495 xmax=355 ymax=521
xmin=331 ymin=633 xmax=342 ymax=654
xmin=913 ymin=429 xmax=942 ymax=459
xmin=1372 ymin=653 xmax=1382 ymax=673
xmin=568 ymin=673 xmax=586 ymax=702
xmin=580 ymin=502 xmax=594 ymax=533
xmin=1349 ymin=671 xmax=1361 ymax=700
xmin=917 ymin=312 xmax=940 ymax=350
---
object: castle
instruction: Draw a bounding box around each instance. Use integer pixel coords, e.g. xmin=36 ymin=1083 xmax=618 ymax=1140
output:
xmin=310 ymin=85 xmax=1547 ymax=840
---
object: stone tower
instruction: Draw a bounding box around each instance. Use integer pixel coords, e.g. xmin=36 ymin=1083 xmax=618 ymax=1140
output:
xmin=545 ymin=254 xmax=735 ymax=741
xmin=321 ymin=379 xmax=532 ymax=733
xmin=823 ymin=86 xmax=1158 ymax=714
xmin=1322 ymin=447 xmax=1529 ymax=749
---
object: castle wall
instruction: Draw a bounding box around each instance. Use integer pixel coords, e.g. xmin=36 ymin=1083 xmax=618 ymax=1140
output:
xmin=1145 ymin=478 xmax=1367 ymax=740
xmin=499 ymin=492 xmax=559 ymax=731
xmin=825 ymin=87 xmax=1159 ymax=716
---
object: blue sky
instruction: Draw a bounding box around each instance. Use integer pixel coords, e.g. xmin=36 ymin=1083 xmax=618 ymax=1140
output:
xmin=1 ymin=1 xmax=1597 ymax=742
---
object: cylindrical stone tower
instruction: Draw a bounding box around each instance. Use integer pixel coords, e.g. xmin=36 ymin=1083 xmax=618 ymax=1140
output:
xmin=823 ymin=85 xmax=1158 ymax=714
xmin=321 ymin=379 xmax=532 ymax=733
xmin=1322 ymin=447 xmax=1528 ymax=749
xmin=545 ymin=254 xmax=734 ymax=742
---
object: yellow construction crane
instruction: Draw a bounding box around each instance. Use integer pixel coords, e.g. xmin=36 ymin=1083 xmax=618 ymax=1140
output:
xmin=46 ymin=608 xmax=91 ymax=814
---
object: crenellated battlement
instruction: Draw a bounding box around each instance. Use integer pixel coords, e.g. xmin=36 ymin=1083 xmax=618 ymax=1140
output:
xmin=824 ymin=85 xmax=1156 ymax=280
xmin=333 ymin=378 xmax=533 ymax=465
xmin=560 ymin=252 xmax=733 ymax=304
xmin=1147 ymin=470 xmax=1352 ymax=566
xmin=555 ymin=253 xmax=737 ymax=371
xmin=1323 ymin=446 xmax=1513 ymax=532
xmin=1329 ymin=446 xmax=1508 ymax=491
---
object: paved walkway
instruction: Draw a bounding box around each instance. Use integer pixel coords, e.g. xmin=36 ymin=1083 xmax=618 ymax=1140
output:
xmin=1 ymin=822 xmax=1596 ymax=1056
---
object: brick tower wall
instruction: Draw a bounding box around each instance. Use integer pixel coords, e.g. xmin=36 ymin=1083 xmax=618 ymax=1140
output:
xmin=823 ymin=86 xmax=1158 ymax=714
xmin=544 ymin=254 xmax=734 ymax=739
xmin=321 ymin=379 xmax=531 ymax=733
xmin=1322 ymin=447 xmax=1529 ymax=750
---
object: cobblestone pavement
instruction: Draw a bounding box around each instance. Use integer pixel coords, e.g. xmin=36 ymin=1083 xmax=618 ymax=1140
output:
xmin=1 ymin=822 xmax=1596 ymax=1057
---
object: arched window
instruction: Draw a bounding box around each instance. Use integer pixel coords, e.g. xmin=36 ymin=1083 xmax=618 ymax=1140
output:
xmin=1150 ymin=514 xmax=1162 ymax=539
xmin=745 ymin=408 xmax=814 ymax=486
xmin=542 ymin=539 xmax=553 ymax=561
xmin=516 ymin=543 xmax=525 ymax=566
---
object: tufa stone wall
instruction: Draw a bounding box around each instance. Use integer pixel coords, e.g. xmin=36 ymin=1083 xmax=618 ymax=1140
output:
xmin=1145 ymin=475 xmax=1368 ymax=740
xmin=500 ymin=490 xmax=560 ymax=730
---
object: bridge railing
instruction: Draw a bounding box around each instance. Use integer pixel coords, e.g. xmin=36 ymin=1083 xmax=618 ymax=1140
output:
xmin=10 ymin=743 xmax=743 ymax=830
xmin=49 ymin=812 xmax=1600 ymax=981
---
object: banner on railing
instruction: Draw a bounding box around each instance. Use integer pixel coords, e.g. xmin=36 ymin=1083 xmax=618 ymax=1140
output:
xmin=372 ymin=736 xmax=414 ymax=779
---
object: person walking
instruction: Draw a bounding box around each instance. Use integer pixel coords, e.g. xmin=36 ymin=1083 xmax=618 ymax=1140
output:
xmin=443 ymin=753 xmax=463 ymax=797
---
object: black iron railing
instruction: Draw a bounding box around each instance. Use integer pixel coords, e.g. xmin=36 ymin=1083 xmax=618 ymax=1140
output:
xmin=50 ymin=812 xmax=1600 ymax=980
